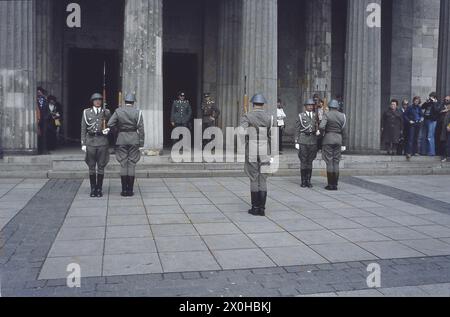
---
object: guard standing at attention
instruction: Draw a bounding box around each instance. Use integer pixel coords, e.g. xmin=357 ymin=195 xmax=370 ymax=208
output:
xmin=171 ymin=92 xmax=192 ymax=129
xmin=295 ymin=99 xmax=320 ymax=188
xmin=319 ymin=99 xmax=347 ymax=191
xmin=107 ymin=93 xmax=145 ymax=197
xmin=240 ymin=94 xmax=274 ymax=217
xmin=81 ymin=93 xmax=111 ymax=198
xmin=201 ymin=93 xmax=220 ymax=130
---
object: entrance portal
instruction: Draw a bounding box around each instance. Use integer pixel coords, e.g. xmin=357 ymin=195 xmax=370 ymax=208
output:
xmin=163 ymin=53 xmax=198 ymax=146
xmin=67 ymin=48 xmax=120 ymax=142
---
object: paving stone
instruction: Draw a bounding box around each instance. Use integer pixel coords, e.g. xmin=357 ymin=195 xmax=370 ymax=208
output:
xmin=357 ymin=241 xmax=424 ymax=259
xmin=291 ymin=230 xmax=348 ymax=245
xmin=146 ymin=205 xmax=184 ymax=214
xmin=372 ymin=227 xmax=430 ymax=241
xmin=48 ymin=239 xmax=104 ymax=257
xmin=235 ymin=221 xmax=284 ymax=234
xmin=212 ymin=249 xmax=276 ymax=270
xmin=107 ymin=215 xmax=149 ymax=226
xmin=194 ymin=223 xmax=241 ymax=235
xmin=39 ymin=255 xmax=102 ymax=280
xmin=378 ymin=286 xmax=429 ymax=297
xmin=159 ymin=251 xmax=220 ymax=272
xmin=105 ymin=237 xmax=157 ymax=255
xmin=148 ymin=213 xmax=190 ymax=225
xmin=202 ymin=234 xmax=257 ymax=250
xmin=409 ymin=225 xmax=450 ymax=238
xmin=248 ymin=232 xmax=303 ymax=248
xmin=56 ymin=227 xmax=105 ymax=241
xmin=186 ymin=212 xmax=230 ymax=224
xmin=181 ymin=204 xmax=221 ymax=213
xmin=103 ymin=253 xmax=162 ymax=276
xmin=62 ymin=216 xmax=106 ymax=228
xmin=333 ymin=228 xmax=391 ymax=243
xmin=399 ymin=239 xmax=450 ymax=256
xmin=106 ymin=225 xmax=152 ymax=239
xmin=263 ymin=246 xmax=328 ymax=266
xmin=151 ymin=224 xmax=198 ymax=237
xmin=310 ymin=243 xmax=378 ymax=262
xmin=155 ymin=236 xmax=208 ymax=252
xmin=351 ymin=216 xmax=403 ymax=228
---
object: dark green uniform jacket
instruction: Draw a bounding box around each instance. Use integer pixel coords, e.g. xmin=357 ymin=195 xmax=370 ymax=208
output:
xmin=108 ymin=106 xmax=145 ymax=147
xmin=81 ymin=107 xmax=111 ymax=147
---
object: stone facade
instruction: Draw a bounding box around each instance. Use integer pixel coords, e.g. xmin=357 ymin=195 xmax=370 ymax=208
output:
xmin=1 ymin=0 xmax=450 ymax=154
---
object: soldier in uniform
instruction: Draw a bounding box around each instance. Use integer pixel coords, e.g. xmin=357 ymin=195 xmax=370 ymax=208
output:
xmin=319 ymin=99 xmax=347 ymax=191
xmin=171 ymin=92 xmax=192 ymax=129
xmin=107 ymin=94 xmax=145 ymax=197
xmin=240 ymin=94 xmax=274 ymax=217
xmin=295 ymin=99 xmax=320 ymax=188
xmin=201 ymin=93 xmax=220 ymax=130
xmin=81 ymin=93 xmax=111 ymax=198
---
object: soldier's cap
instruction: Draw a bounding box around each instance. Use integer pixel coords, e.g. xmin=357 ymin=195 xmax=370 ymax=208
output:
xmin=90 ymin=93 xmax=103 ymax=101
xmin=124 ymin=93 xmax=136 ymax=103
xmin=204 ymin=93 xmax=211 ymax=98
xmin=251 ymin=94 xmax=267 ymax=105
xmin=179 ymin=92 xmax=186 ymax=97
xmin=304 ymin=99 xmax=315 ymax=106
xmin=328 ymin=99 xmax=340 ymax=109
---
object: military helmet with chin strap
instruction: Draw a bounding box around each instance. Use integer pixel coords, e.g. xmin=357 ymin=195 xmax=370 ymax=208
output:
xmin=251 ymin=94 xmax=267 ymax=105
xmin=328 ymin=99 xmax=340 ymax=109
xmin=124 ymin=93 xmax=136 ymax=104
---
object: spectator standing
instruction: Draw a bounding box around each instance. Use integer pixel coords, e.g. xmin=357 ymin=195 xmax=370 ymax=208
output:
xmin=405 ymin=96 xmax=424 ymax=159
xmin=421 ymin=92 xmax=441 ymax=156
xmin=276 ymin=99 xmax=287 ymax=153
xmin=382 ymin=99 xmax=403 ymax=155
xmin=440 ymin=96 xmax=450 ymax=162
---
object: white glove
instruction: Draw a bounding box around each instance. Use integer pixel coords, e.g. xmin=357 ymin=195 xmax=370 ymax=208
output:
xmin=139 ymin=147 xmax=145 ymax=151
xmin=316 ymin=130 xmax=321 ymax=136
xmin=81 ymin=145 xmax=87 ymax=153
xmin=341 ymin=146 xmax=347 ymax=152
xmin=102 ymin=128 xmax=110 ymax=135
xmin=295 ymin=144 xmax=300 ymax=150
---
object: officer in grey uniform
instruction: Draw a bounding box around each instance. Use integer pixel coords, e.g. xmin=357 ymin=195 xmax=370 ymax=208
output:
xmin=295 ymin=99 xmax=320 ymax=188
xmin=240 ymin=94 xmax=274 ymax=217
xmin=81 ymin=93 xmax=111 ymax=198
xmin=319 ymin=99 xmax=347 ymax=190
xmin=107 ymin=93 xmax=145 ymax=197
xmin=170 ymin=92 xmax=192 ymax=129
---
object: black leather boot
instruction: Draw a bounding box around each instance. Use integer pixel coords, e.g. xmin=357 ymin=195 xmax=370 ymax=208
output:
xmin=127 ymin=176 xmax=135 ymax=197
xmin=120 ymin=176 xmax=128 ymax=197
xmin=325 ymin=172 xmax=334 ymax=191
xmin=89 ymin=174 xmax=97 ymax=198
xmin=258 ymin=191 xmax=267 ymax=216
xmin=96 ymin=174 xmax=104 ymax=197
xmin=334 ymin=172 xmax=339 ymax=190
xmin=300 ymin=170 xmax=307 ymax=188
xmin=306 ymin=169 xmax=313 ymax=188
xmin=248 ymin=192 xmax=260 ymax=216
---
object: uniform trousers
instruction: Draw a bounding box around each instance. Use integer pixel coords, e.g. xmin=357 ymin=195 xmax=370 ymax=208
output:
xmin=116 ymin=145 xmax=141 ymax=176
xmin=298 ymin=144 xmax=318 ymax=170
xmin=322 ymin=144 xmax=342 ymax=173
xmin=85 ymin=146 xmax=110 ymax=175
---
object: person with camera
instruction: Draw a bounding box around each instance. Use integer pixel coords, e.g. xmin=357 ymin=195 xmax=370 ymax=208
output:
xmin=420 ymin=92 xmax=442 ymax=156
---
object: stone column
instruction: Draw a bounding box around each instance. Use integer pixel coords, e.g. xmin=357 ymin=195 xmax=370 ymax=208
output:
xmin=438 ymin=0 xmax=450 ymax=98
xmin=344 ymin=0 xmax=382 ymax=153
xmin=240 ymin=0 xmax=278 ymax=116
xmin=216 ymin=0 xmax=242 ymax=129
xmin=0 ymin=0 xmax=37 ymax=154
xmin=35 ymin=0 xmax=63 ymax=100
xmin=122 ymin=0 xmax=163 ymax=154
xmin=302 ymin=0 xmax=332 ymax=103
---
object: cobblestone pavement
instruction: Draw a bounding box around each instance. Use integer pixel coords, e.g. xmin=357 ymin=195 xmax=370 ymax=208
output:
xmin=1 ymin=176 xmax=450 ymax=297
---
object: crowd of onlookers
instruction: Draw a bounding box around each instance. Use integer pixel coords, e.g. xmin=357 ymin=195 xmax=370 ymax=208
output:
xmin=382 ymin=92 xmax=450 ymax=162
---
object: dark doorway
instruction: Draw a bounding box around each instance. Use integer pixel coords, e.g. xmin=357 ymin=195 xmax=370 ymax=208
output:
xmin=67 ymin=48 xmax=120 ymax=142
xmin=163 ymin=52 xmax=198 ymax=146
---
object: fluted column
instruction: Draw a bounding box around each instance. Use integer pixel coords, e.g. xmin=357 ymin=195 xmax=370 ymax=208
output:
xmin=344 ymin=0 xmax=382 ymax=153
xmin=217 ymin=0 xmax=242 ymax=128
xmin=0 ymin=0 xmax=37 ymax=154
xmin=303 ymin=0 xmax=332 ymax=103
xmin=122 ymin=0 xmax=163 ymax=154
xmin=240 ymin=0 xmax=278 ymax=116
xmin=438 ymin=0 xmax=450 ymax=97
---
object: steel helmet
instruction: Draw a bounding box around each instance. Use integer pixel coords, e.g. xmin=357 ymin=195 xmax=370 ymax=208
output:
xmin=251 ymin=94 xmax=267 ymax=105
xmin=328 ymin=99 xmax=340 ymax=109
xmin=304 ymin=99 xmax=315 ymax=106
xmin=124 ymin=93 xmax=136 ymax=103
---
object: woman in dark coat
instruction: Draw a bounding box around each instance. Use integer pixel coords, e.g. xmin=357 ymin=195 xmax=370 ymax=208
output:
xmin=382 ymin=99 xmax=404 ymax=155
